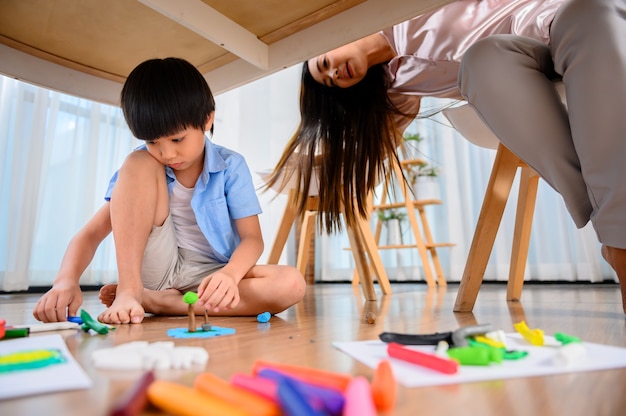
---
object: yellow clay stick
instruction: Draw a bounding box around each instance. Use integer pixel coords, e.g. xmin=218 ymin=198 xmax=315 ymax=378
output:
xmin=514 ymin=321 xmax=544 ymax=346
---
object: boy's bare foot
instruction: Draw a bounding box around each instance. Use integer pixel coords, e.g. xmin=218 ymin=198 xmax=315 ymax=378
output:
xmin=601 ymin=245 xmax=626 ymax=314
xmin=99 ymin=284 xmax=117 ymax=307
xmin=99 ymin=284 xmax=190 ymax=316
xmin=98 ymin=292 xmax=145 ymax=324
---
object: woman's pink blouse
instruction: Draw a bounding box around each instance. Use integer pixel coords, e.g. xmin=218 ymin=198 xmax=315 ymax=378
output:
xmin=382 ymin=0 xmax=564 ymax=101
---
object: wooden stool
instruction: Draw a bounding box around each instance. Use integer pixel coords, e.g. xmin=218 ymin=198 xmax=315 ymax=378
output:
xmin=268 ymin=190 xmax=391 ymax=301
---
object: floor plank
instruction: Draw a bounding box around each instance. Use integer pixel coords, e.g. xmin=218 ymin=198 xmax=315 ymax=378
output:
xmin=0 ymin=282 xmax=624 ymax=415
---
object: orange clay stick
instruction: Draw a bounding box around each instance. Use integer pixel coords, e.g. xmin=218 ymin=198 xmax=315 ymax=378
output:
xmin=194 ymin=372 xmax=281 ymax=416
xmin=147 ymin=380 xmax=249 ymax=416
xmin=370 ymin=359 xmax=397 ymax=412
xmin=251 ymin=360 xmax=352 ymax=392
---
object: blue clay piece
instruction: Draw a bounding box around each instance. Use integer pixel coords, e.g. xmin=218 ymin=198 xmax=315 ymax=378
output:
xmin=257 ymin=312 xmax=271 ymax=323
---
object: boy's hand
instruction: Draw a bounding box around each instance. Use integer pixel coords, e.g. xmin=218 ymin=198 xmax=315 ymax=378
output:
xmin=197 ymin=270 xmax=240 ymax=313
xmin=33 ymin=282 xmax=82 ymax=323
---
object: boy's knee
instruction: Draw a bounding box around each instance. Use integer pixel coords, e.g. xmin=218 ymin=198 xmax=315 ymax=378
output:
xmin=120 ymin=150 xmax=163 ymax=175
xmin=279 ymin=266 xmax=306 ymax=305
xmin=287 ymin=266 xmax=306 ymax=299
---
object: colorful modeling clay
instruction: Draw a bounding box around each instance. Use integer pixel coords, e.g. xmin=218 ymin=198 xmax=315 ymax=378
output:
xmin=257 ymin=312 xmax=271 ymax=323
xmin=0 ymin=348 xmax=65 ymax=373
xmin=80 ymin=309 xmax=112 ymax=334
xmin=148 ymin=380 xmax=248 ymax=416
xmin=109 ymin=370 xmax=155 ymax=416
xmin=447 ymin=346 xmax=503 ymax=366
xmin=252 ymin=360 xmax=352 ymax=391
xmin=194 ymin=372 xmax=280 ymax=416
xmin=472 ymin=335 xmax=506 ymax=349
xmin=92 ymin=341 xmax=208 ymax=370
xmin=258 ymin=368 xmax=345 ymax=415
xmin=343 ymin=376 xmax=377 ymax=416
xmin=554 ymin=332 xmax=582 ymax=345
xmin=276 ymin=377 xmax=324 ymax=416
xmin=513 ymin=321 xmax=544 ymax=346
xmin=370 ymin=359 xmax=396 ymax=412
xmin=230 ymin=373 xmax=277 ymax=401
xmin=387 ymin=342 xmax=459 ymax=374
xmin=2 ymin=328 xmax=29 ymax=339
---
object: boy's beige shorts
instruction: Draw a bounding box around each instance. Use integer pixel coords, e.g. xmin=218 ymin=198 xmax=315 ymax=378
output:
xmin=141 ymin=215 xmax=225 ymax=293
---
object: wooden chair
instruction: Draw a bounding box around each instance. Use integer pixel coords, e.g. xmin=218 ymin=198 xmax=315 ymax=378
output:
xmin=443 ymin=82 xmax=566 ymax=312
xmin=265 ymin=177 xmax=392 ymax=302
xmin=368 ymin=158 xmax=452 ymax=287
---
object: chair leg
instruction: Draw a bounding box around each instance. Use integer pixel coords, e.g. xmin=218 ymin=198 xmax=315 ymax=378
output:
xmin=507 ymin=165 xmax=539 ymax=302
xmin=453 ymin=144 xmax=520 ymax=312
xmin=296 ymin=210 xmax=317 ymax=278
xmin=346 ymin=224 xmax=377 ymax=301
xmin=355 ymin=214 xmax=392 ymax=295
xmin=417 ymin=206 xmax=447 ymax=286
xmin=392 ymin=162 xmax=437 ymax=286
xmin=267 ymin=191 xmax=298 ymax=264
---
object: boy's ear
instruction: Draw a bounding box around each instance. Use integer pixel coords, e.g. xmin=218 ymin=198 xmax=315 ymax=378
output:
xmin=204 ymin=112 xmax=215 ymax=132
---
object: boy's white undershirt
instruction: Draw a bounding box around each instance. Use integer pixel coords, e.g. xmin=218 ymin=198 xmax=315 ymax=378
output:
xmin=170 ymin=179 xmax=215 ymax=255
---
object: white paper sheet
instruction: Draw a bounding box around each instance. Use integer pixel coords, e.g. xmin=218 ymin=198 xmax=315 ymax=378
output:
xmin=333 ymin=334 xmax=626 ymax=387
xmin=0 ymin=334 xmax=92 ymax=400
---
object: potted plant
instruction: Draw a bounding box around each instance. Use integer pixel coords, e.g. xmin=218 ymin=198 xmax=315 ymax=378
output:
xmin=406 ymin=160 xmax=441 ymax=200
xmin=401 ymin=132 xmax=424 ymax=160
xmin=377 ymin=209 xmax=406 ymax=245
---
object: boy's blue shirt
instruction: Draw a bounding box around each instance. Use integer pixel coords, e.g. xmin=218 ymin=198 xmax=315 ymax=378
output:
xmin=104 ymin=137 xmax=262 ymax=262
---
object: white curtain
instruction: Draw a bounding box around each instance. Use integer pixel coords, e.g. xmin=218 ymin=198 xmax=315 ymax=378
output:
xmin=0 ymin=75 xmax=136 ymax=290
xmin=0 ymin=67 xmax=616 ymax=291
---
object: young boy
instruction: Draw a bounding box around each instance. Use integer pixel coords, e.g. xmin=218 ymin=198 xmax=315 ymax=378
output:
xmin=33 ymin=58 xmax=306 ymax=324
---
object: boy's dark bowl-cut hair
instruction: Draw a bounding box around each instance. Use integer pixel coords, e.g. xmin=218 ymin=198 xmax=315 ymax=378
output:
xmin=121 ymin=57 xmax=216 ymax=141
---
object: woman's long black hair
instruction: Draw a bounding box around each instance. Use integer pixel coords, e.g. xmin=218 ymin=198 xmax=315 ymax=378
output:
xmin=266 ymin=62 xmax=417 ymax=233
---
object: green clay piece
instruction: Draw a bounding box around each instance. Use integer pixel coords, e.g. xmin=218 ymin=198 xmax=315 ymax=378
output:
xmin=448 ymin=346 xmax=502 ymax=366
xmin=502 ymin=350 xmax=529 ymax=360
xmin=554 ymin=332 xmax=581 ymax=345
xmin=183 ymin=291 xmax=199 ymax=305
xmin=80 ymin=309 xmax=112 ymax=334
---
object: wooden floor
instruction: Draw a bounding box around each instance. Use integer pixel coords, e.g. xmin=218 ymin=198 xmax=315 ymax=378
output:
xmin=1 ymin=282 xmax=625 ymax=416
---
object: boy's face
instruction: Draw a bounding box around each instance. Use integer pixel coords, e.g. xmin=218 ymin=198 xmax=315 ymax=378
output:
xmin=144 ymin=113 xmax=214 ymax=174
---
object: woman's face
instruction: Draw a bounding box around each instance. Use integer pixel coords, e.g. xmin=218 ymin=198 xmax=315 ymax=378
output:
xmin=307 ymin=42 xmax=369 ymax=88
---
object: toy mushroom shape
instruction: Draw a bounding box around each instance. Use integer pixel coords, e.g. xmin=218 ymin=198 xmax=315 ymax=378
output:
xmin=183 ymin=291 xmax=199 ymax=332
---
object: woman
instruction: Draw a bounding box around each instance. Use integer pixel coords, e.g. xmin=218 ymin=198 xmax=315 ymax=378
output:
xmin=267 ymin=0 xmax=626 ymax=313
xmin=457 ymin=0 xmax=626 ymax=312
xmin=266 ymin=0 xmax=564 ymax=234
